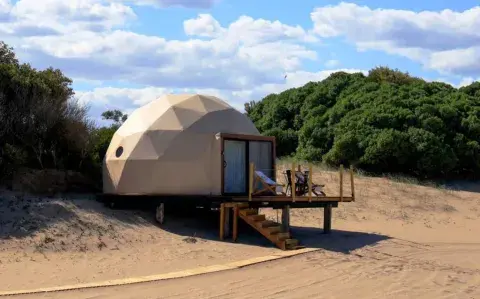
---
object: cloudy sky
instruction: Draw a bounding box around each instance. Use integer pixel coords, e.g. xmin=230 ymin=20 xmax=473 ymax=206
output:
xmin=1 ymin=0 xmax=479 ymax=123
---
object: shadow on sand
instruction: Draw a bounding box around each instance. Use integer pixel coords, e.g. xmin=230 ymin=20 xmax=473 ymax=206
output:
xmin=0 ymin=192 xmax=389 ymax=254
xmin=0 ymin=193 xmax=79 ymax=240
xmin=158 ymin=208 xmax=390 ymax=254
xmin=443 ymin=180 xmax=480 ymax=193
xmin=0 ymin=192 xmax=157 ymax=240
xmin=290 ymin=226 xmax=390 ymax=254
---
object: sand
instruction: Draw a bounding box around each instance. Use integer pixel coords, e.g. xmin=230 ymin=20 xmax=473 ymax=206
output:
xmin=1 ymin=170 xmax=479 ymax=298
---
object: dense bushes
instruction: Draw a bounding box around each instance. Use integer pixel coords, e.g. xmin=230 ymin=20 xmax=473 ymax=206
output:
xmin=0 ymin=41 xmax=122 ymax=189
xmin=247 ymin=67 xmax=480 ymax=180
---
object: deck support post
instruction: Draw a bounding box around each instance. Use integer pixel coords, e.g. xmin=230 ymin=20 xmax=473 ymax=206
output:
xmin=308 ymin=163 xmax=313 ymax=202
xmin=281 ymin=205 xmax=291 ymax=233
xmin=291 ymin=162 xmax=296 ymax=202
xmin=323 ymin=204 xmax=332 ymax=234
xmin=233 ymin=206 xmax=239 ymax=242
xmin=224 ymin=206 xmax=231 ymax=238
xmin=339 ymin=164 xmax=344 ymax=202
xmin=249 ymin=163 xmax=254 ymax=201
xmin=350 ymin=165 xmax=355 ymax=202
xmin=155 ymin=202 xmax=165 ymax=225
xmin=219 ymin=203 xmax=225 ymax=240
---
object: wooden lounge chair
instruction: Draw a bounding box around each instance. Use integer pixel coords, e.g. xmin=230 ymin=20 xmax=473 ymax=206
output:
xmin=252 ymin=171 xmax=286 ymax=196
xmin=284 ymin=169 xmax=326 ymax=196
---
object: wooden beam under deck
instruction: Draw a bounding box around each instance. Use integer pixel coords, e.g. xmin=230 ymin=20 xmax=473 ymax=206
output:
xmin=231 ymin=196 xmax=354 ymax=203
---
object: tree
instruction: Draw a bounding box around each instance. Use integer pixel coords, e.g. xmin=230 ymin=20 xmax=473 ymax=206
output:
xmin=101 ymin=109 xmax=128 ymax=126
xmin=0 ymin=41 xmax=18 ymax=65
xmin=247 ymin=67 xmax=480 ymax=180
xmin=0 ymin=40 xmax=95 ymax=179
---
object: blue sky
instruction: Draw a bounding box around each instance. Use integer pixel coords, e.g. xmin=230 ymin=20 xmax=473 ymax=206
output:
xmin=1 ymin=0 xmax=479 ymax=124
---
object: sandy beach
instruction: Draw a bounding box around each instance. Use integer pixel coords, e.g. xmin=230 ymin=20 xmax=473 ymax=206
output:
xmin=1 ymin=170 xmax=479 ymax=298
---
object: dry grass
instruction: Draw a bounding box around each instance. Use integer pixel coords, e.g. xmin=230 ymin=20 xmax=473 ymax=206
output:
xmin=272 ymin=159 xmax=480 ymax=226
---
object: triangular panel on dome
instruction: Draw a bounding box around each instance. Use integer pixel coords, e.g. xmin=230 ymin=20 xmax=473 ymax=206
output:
xmin=161 ymin=130 xmax=213 ymax=162
xmin=104 ymin=159 xmax=126 ymax=190
xmin=128 ymin=132 xmax=161 ymax=160
xmin=148 ymin=160 xmax=212 ymax=195
xmin=170 ymin=106 xmax=208 ymax=130
xmin=174 ymin=95 xmax=208 ymax=114
xmin=116 ymin=98 xmax=173 ymax=136
xmin=110 ymin=132 xmax=145 ymax=160
xmin=116 ymin=159 xmax=156 ymax=194
xmin=148 ymin=107 xmax=185 ymax=131
xmin=105 ymin=133 xmax=124 ymax=157
xmin=197 ymin=95 xmax=231 ymax=113
xmin=164 ymin=94 xmax=196 ymax=107
xmin=145 ymin=129 xmax=182 ymax=158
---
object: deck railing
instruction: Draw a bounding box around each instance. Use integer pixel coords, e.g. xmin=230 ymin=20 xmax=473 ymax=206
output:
xmin=247 ymin=162 xmax=356 ymax=202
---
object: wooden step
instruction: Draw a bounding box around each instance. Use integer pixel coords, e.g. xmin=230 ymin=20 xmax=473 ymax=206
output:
xmin=284 ymin=239 xmax=298 ymax=249
xmin=259 ymin=220 xmax=278 ymax=228
xmin=235 ymin=203 xmax=250 ymax=208
xmin=266 ymin=226 xmax=281 ymax=234
xmin=237 ymin=210 xmax=300 ymax=251
xmin=241 ymin=209 xmax=258 ymax=216
xmin=275 ymin=232 xmax=290 ymax=241
xmin=249 ymin=214 xmax=266 ymax=222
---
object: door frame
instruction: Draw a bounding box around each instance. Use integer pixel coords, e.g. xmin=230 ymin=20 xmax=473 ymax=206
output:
xmin=220 ymin=133 xmax=276 ymax=196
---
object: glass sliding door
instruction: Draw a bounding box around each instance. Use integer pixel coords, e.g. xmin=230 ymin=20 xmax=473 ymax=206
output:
xmin=249 ymin=141 xmax=273 ymax=190
xmin=223 ymin=140 xmax=247 ymax=194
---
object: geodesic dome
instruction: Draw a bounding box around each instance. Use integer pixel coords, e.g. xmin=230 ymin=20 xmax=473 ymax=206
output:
xmin=102 ymin=94 xmax=260 ymax=195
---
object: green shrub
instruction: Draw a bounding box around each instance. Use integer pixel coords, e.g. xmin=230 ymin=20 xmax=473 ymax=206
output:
xmin=247 ymin=67 xmax=480 ymax=180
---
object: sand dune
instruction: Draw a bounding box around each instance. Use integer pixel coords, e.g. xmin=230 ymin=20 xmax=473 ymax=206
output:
xmin=1 ymin=170 xmax=479 ymax=298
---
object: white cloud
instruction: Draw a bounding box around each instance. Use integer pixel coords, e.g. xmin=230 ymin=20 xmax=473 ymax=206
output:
xmin=0 ymin=0 xmax=336 ymax=119
xmin=77 ymin=68 xmax=366 ymax=117
xmin=120 ymin=0 xmax=218 ymax=8
xmin=2 ymin=6 xmax=318 ymax=91
xmin=0 ymin=0 xmax=11 ymax=13
xmin=2 ymin=0 xmax=136 ymax=36
xmin=184 ymin=14 xmax=224 ymax=37
xmin=311 ymin=2 xmax=480 ymax=76
xmin=428 ymin=47 xmax=480 ymax=76
xmin=458 ymin=77 xmax=480 ymax=87
xmin=183 ymin=13 xmax=318 ymax=43
xmin=0 ymin=0 xmax=361 ymax=116
xmin=2 ymin=0 xmax=316 ymax=85
xmin=78 ymin=86 xmax=169 ymax=107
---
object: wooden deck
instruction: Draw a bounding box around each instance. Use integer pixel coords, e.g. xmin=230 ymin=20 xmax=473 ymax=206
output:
xmin=218 ymin=163 xmax=356 ymax=248
xmin=232 ymin=195 xmax=354 ymax=202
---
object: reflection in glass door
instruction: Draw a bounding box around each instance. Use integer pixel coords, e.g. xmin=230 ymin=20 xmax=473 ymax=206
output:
xmin=223 ymin=140 xmax=247 ymax=194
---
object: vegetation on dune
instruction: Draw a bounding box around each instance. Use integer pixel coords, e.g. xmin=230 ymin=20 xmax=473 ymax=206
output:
xmin=246 ymin=67 xmax=480 ymax=180
xmin=0 ymin=41 xmax=125 ymax=188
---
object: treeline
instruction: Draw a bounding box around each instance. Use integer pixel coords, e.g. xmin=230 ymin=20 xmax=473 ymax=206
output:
xmin=2 ymin=39 xmax=480 ymax=185
xmin=246 ymin=67 xmax=480 ymax=180
xmin=0 ymin=41 xmax=121 ymax=187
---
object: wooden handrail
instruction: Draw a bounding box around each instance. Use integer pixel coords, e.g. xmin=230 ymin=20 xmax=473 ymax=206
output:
xmin=291 ymin=162 xmax=296 ymax=202
xmin=350 ymin=165 xmax=355 ymax=201
xmin=249 ymin=163 xmax=254 ymax=201
xmin=308 ymin=163 xmax=312 ymax=202
xmin=339 ymin=164 xmax=344 ymax=202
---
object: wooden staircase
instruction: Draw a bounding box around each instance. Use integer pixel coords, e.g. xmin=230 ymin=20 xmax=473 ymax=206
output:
xmin=238 ymin=208 xmax=304 ymax=250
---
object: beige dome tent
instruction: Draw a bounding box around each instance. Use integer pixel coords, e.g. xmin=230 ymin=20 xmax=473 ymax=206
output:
xmin=103 ymin=94 xmax=276 ymax=196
